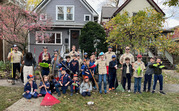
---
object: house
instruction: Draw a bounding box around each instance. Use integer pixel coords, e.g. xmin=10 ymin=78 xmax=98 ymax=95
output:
xmin=0 ymin=0 xmax=26 ymax=61
xmin=101 ymin=6 xmax=118 ymax=24
xmin=29 ymin=0 xmax=98 ymax=61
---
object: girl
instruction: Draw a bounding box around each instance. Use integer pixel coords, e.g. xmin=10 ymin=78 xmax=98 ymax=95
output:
xmin=80 ymin=76 xmax=92 ymax=97
xmin=41 ymin=54 xmax=51 ymax=77
xmin=22 ymin=52 xmax=36 ymax=85
xmin=39 ymin=75 xmax=51 ymax=96
xmin=49 ymin=74 xmax=57 ymax=94
xmin=23 ymin=75 xmax=38 ymax=99
xmin=133 ymin=55 xmax=145 ymax=94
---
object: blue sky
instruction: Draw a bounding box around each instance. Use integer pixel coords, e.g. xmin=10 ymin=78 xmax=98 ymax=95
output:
xmin=87 ymin=0 xmax=179 ymax=29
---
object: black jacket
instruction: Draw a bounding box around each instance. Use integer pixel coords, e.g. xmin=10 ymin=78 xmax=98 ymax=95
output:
xmin=149 ymin=62 xmax=165 ymax=75
xmin=122 ymin=63 xmax=133 ymax=77
xmin=109 ymin=60 xmax=117 ymax=75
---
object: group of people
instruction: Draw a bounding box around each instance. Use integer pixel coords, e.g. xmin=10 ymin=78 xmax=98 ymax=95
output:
xmin=8 ymin=45 xmax=166 ymax=99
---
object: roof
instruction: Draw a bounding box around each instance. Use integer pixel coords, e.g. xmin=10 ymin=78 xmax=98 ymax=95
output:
xmin=101 ymin=7 xmax=118 ymax=18
xmin=33 ymin=0 xmax=98 ymax=17
xmin=113 ymin=0 xmax=165 ymax=16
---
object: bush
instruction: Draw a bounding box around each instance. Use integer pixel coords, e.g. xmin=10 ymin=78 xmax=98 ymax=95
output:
xmin=176 ymin=64 xmax=179 ymax=73
xmin=0 ymin=61 xmax=11 ymax=71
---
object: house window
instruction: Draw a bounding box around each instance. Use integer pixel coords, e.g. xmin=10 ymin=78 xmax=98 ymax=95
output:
xmin=84 ymin=14 xmax=91 ymax=21
xmin=36 ymin=32 xmax=62 ymax=44
xmin=133 ymin=12 xmax=137 ymax=17
xmin=40 ymin=13 xmax=47 ymax=20
xmin=56 ymin=5 xmax=74 ymax=21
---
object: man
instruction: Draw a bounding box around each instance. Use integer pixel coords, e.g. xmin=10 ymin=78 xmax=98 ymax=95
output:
xmin=105 ymin=46 xmax=116 ymax=83
xmin=7 ymin=44 xmax=23 ymax=85
xmin=69 ymin=45 xmax=78 ymax=59
xmin=38 ymin=46 xmax=51 ymax=64
xmin=120 ymin=46 xmax=135 ymax=65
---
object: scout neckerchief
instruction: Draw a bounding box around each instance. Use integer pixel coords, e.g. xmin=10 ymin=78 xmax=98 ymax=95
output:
xmin=60 ymin=74 xmax=65 ymax=84
xmin=73 ymin=79 xmax=76 ymax=90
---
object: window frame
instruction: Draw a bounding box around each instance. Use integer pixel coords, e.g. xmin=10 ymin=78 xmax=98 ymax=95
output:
xmin=84 ymin=14 xmax=91 ymax=21
xmin=36 ymin=31 xmax=62 ymax=45
xmin=56 ymin=5 xmax=75 ymax=21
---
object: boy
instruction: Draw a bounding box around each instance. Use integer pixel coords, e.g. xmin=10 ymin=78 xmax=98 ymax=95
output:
xmin=90 ymin=52 xmax=108 ymax=94
xmin=41 ymin=54 xmax=51 ymax=77
xmin=51 ymin=52 xmax=60 ymax=76
xmin=133 ymin=55 xmax=145 ymax=94
xmin=23 ymin=75 xmax=38 ymax=99
xmin=149 ymin=58 xmax=165 ymax=94
xmin=109 ymin=55 xmax=117 ymax=91
xmin=121 ymin=57 xmax=133 ymax=92
xmin=55 ymin=67 xmax=71 ymax=96
xmin=70 ymin=54 xmax=79 ymax=77
xmin=143 ymin=57 xmax=155 ymax=92
xmin=65 ymin=56 xmax=71 ymax=74
xmin=70 ymin=74 xmax=80 ymax=96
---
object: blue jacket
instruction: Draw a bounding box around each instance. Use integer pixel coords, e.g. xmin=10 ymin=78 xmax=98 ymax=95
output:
xmin=84 ymin=65 xmax=93 ymax=79
xmin=90 ymin=61 xmax=96 ymax=73
xmin=59 ymin=73 xmax=71 ymax=85
xmin=81 ymin=65 xmax=86 ymax=75
xmin=24 ymin=81 xmax=37 ymax=92
xmin=39 ymin=81 xmax=50 ymax=94
xmin=70 ymin=59 xmax=79 ymax=74
xmin=109 ymin=60 xmax=117 ymax=75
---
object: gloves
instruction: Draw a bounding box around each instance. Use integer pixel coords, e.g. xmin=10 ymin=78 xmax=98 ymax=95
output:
xmin=159 ymin=65 xmax=165 ymax=69
xmin=153 ymin=64 xmax=158 ymax=67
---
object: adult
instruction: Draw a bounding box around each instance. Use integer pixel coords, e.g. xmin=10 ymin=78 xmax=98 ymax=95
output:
xmin=22 ymin=52 xmax=36 ymax=85
xmin=69 ymin=45 xmax=78 ymax=59
xmin=105 ymin=46 xmax=116 ymax=83
xmin=119 ymin=46 xmax=135 ymax=65
xmin=38 ymin=46 xmax=51 ymax=64
xmin=7 ymin=44 xmax=23 ymax=85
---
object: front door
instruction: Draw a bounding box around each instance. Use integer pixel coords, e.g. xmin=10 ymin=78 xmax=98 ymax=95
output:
xmin=70 ymin=30 xmax=80 ymax=50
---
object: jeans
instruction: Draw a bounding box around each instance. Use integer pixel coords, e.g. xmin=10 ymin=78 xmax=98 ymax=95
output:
xmin=122 ymin=74 xmax=131 ymax=90
xmin=134 ymin=77 xmax=142 ymax=93
xmin=82 ymin=92 xmax=91 ymax=97
xmin=143 ymin=74 xmax=152 ymax=91
xmin=70 ymin=85 xmax=79 ymax=93
xmin=153 ymin=74 xmax=163 ymax=91
xmin=98 ymin=74 xmax=107 ymax=93
xmin=55 ymin=83 xmax=68 ymax=94
xmin=109 ymin=73 xmax=116 ymax=89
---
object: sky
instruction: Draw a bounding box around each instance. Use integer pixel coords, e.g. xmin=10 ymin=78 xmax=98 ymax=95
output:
xmin=86 ymin=0 xmax=179 ymax=29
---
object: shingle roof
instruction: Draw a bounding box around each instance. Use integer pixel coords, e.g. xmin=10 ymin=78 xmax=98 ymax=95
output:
xmin=101 ymin=7 xmax=118 ymax=18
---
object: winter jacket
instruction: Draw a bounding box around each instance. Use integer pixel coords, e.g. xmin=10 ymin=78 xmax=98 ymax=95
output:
xmin=109 ymin=60 xmax=117 ymax=75
xmin=149 ymin=62 xmax=165 ymax=75
xmin=145 ymin=62 xmax=154 ymax=75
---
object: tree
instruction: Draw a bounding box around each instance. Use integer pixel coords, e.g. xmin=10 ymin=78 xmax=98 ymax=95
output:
xmin=79 ymin=21 xmax=107 ymax=55
xmin=163 ymin=0 xmax=179 ymax=7
xmin=105 ymin=9 xmax=166 ymax=54
xmin=0 ymin=4 xmax=52 ymax=52
xmin=110 ymin=0 xmax=120 ymax=7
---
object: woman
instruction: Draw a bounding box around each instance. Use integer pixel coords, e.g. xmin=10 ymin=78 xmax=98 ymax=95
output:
xmin=22 ymin=52 xmax=36 ymax=85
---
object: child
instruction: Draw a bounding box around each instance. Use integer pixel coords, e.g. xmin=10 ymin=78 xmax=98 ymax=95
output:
xmin=149 ymin=58 xmax=165 ymax=94
xmin=41 ymin=54 xmax=51 ymax=77
xmin=70 ymin=74 xmax=80 ymax=96
xmin=80 ymin=76 xmax=92 ymax=97
xmin=133 ymin=55 xmax=145 ymax=94
xmin=121 ymin=57 xmax=133 ymax=92
xmin=90 ymin=52 xmax=108 ymax=94
xmin=109 ymin=55 xmax=117 ymax=91
xmin=65 ymin=56 xmax=71 ymax=74
xmin=23 ymin=75 xmax=38 ymax=99
xmin=39 ymin=75 xmax=51 ymax=96
xmin=70 ymin=54 xmax=79 ymax=77
xmin=84 ymin=59 xmax=95 ymax=88
xmin=55 ymin=67 xmax=71 ymax=96
xmin=51 ymin=52 xmax=60 ymax=77
xmin=77 ymin=54 xmax=83 ymax=70
xmin=143 ymin=57 xmax=155 ymax=92
xmin=49 ymin=74 xmax=57 ymax=93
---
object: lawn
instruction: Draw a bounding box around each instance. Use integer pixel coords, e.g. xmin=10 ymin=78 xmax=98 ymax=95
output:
xmin=0 ymin=86 xmax=23 ymax=111
xmin=52 ymin=91 xmax=179 ymax=111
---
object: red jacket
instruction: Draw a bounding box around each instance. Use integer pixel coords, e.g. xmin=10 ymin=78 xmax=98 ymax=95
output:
xmin=38 ymin=52 xmax=51 ymax=64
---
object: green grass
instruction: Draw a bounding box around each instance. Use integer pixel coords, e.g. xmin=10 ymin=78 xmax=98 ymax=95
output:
xmin=51 ymin=91 xmax=179 ymax=111
xmin=0 ymin=86 xmax=23 ymax=111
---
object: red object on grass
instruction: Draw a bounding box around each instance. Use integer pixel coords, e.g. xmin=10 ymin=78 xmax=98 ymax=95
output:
xmin=40 ymin=93 xmax=60 ymax=106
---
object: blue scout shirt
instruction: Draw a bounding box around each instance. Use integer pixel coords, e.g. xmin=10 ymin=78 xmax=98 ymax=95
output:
xmin=70 ymin=59 xmax=79 ymax=74
xmin=84 ymin=65 xmax=93 ymax=79
xmin=59 ymin=73 xmax=71 ymax=85
xmin=39 ymin=81 xmax=50 ymax=94
xmin=24 ymin=81 xmax=37 ymax=92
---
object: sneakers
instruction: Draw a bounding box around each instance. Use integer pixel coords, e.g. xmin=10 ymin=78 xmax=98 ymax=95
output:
xmin=152 ymin=90 xmax=155 ymax=93
xmin=112 ymin=87 xmax=115 ymax=90
xmin=12 ymin=80 xmax=15 ymax=85
xmin=58 ymin=92 xmax=61 ymax=97
xmin=128 ymin=90 xmax=131 ymax=93
xmin=160 ymin=91 xmax=166 ymax=95
xmin=109 ymin=88 xmax=112 ymax=91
